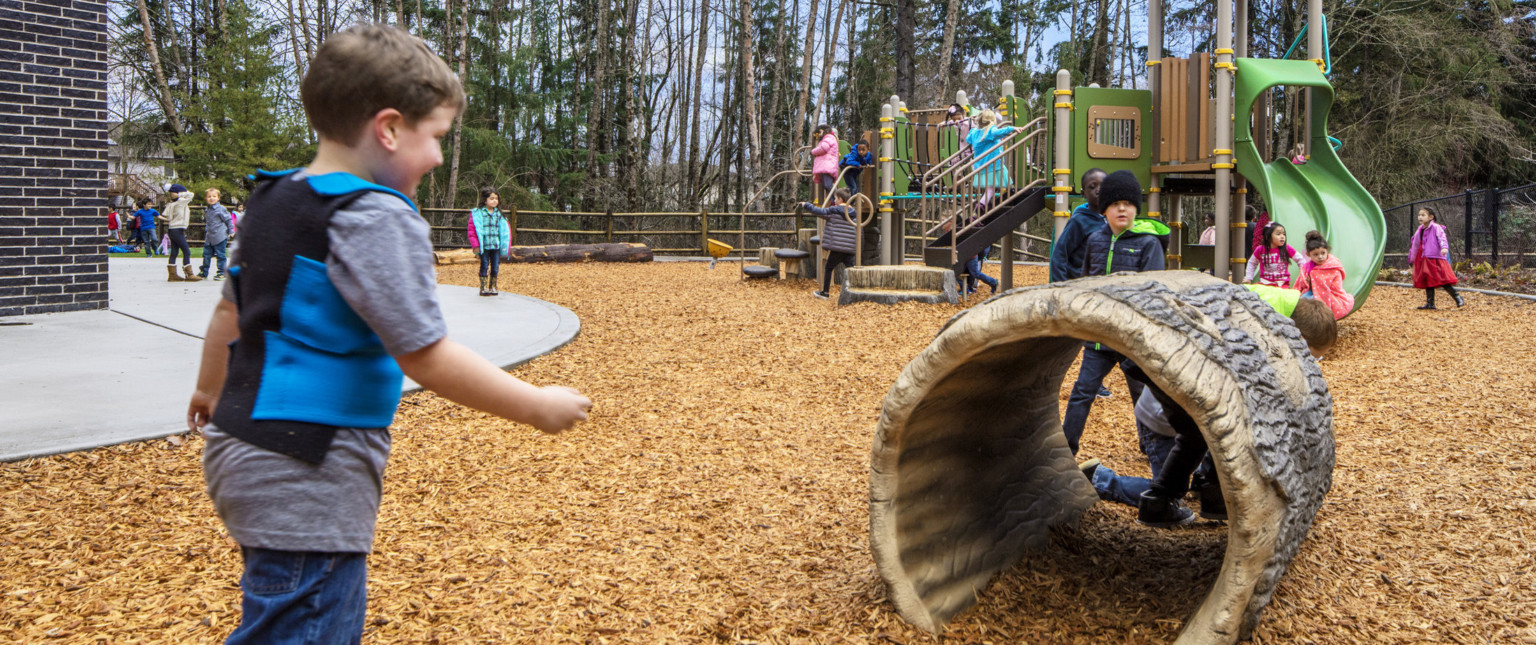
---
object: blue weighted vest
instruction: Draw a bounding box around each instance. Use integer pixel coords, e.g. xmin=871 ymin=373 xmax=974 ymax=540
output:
xmin=212 ymin=169 xmax=416 ymax=463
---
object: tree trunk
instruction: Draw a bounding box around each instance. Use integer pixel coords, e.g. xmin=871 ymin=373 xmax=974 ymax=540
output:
xmin=792 ymin=0 xmax=821 ymax=151
xmin=584 ymin=0 xmax=613 ymax=210
xmin=814 ymin=0 xmax=845 ymax=124
xmin=135 ymin=0 xmax=182 ymax=134
xmin=446 ymin=0 xmax=469 ymax=207
xmin=894 ymin=0 xmax=915 ymax=101
xmin=937 ymin=0 xmax=961 ymax=102
xmin=621 ymin=0 xmax=644 ymax=211
xmin=686 ymin=0 xmax=711 ymax=204
xmin=740 ymin=0 xmax=761 ymax=207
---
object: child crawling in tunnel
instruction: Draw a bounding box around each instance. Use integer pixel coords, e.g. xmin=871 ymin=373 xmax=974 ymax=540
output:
xmin=1085 ymin=286 xmax=1338 ymax=527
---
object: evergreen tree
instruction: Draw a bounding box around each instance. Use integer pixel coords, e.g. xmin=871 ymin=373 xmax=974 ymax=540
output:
xmin=173 ymin=0 xmax=309 ymax=199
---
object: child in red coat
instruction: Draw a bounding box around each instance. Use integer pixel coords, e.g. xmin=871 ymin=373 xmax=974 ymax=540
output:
xmin=1293 ymin=230 xmax=1355 ymax=320
xmin=1407 ymin=206 xmax=1463 ymax=309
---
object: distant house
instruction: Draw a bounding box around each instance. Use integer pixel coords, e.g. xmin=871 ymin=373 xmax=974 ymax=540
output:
xmin=107 ymin=120 xmax=176 ymax=207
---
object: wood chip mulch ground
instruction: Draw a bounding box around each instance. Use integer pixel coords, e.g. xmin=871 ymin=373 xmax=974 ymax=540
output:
xmin=3 ymin=262 xmax=1534 ymax=643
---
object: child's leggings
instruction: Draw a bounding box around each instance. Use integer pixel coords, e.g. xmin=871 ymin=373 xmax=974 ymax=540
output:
xmin=166 ymin=228 xmax=192 ymax=264
xmin=479 ymin=250 xmax=501 ymax=278
xmin=822 ymin=251 xmax=855 ymax=293
xmin=814 ymin=173 xmax=835 ymax=196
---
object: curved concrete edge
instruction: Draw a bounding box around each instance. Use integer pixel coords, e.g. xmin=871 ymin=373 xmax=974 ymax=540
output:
xmin=404 ymin=288 xmax=581 ymax=393
xmin=1 ymin=267 xmax=581 ymax=462
xmin=1373 ymin=281 xmax=1536 ymax=302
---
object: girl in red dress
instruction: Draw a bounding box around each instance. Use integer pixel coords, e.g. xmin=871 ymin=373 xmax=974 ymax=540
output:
xmin=1408 ymin=206 xmax=1463 ymax=309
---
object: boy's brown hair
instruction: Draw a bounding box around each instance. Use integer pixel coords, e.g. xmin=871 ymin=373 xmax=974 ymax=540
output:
xmin=300 ymin=24 xmax=465 ymax=145
xmin=1290 ymin=297 xmax=1337 ymax=352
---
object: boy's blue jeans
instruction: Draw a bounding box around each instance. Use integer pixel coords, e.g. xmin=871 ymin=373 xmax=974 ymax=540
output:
xmin=1062 ymin=347 xmax=1146 ymax=454
xmin=201 ymin=241 xmax=228 ymax=276
xmin=1091 ymin=419 xmax=1217 ymax=507
xmin=964 ymin=256 xmax=998 ymax=293
xmin=225 ymin=547 xmax=367 ymax=645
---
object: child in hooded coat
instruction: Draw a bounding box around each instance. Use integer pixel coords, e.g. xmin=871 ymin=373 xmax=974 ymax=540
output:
xmin=1292 ymin=230 xmax=1354 ymax=320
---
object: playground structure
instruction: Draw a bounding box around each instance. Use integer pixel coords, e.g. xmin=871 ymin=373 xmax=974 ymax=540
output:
xmin=746 ymin=0 xmax=1385 ymax=316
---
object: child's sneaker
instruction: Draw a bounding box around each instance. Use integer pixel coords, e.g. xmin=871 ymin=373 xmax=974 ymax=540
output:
xmin=1098 ymin=386 xmax=1112 ymax=398
xmin=213 ymin=273 xmax=226 ymax=281
xmin=1137 ymin=491 xmax=1196 ymax=528
xmin=812 ymin=291 xmax=829 ymax=300
xmin=1078 ymin=457 xmax=1100 ymax=481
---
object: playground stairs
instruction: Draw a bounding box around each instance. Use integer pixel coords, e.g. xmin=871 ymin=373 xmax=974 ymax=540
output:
xmin=922 ymin=185 xmax=1050 ymax=274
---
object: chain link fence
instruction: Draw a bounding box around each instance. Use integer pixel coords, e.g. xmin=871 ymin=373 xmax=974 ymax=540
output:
xmin=1382 ymin=183 xmax=1536 ymax=269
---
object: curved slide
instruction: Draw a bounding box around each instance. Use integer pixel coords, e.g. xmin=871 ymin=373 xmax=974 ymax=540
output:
xmin=1233 ymin=58 xmax=1385 ymax=314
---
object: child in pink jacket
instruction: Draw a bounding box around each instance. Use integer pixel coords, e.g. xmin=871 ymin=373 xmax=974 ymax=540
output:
xmin=1293 ymin=230 xmax=1355 ymax=320
xmin=1408 ymin=206 xmax=1463 ymax=309
xmin=809 ymin=124 xmax=840 ymax=197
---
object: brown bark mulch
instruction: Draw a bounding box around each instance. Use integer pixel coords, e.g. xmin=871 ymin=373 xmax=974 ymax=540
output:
xmin=3 ymin=263 xmax=1534 ymax=643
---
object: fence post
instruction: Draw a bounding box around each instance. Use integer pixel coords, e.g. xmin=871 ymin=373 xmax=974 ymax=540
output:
xmin=509 ymin=206 xmax=518 ymax=246
xmin=700 ymin=208 xmax=709 ymax=255
xmin=1464 ymin=189 xmax=1475 ymax=260
xmin=1488 ymin=188 xmax=1500 ymax=265
xmin=606 ymin=211 xmax=614 ymax=243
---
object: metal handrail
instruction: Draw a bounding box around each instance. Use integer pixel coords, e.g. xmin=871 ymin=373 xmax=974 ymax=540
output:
xmin=920 ymin=120 xmax=1048 ymax=241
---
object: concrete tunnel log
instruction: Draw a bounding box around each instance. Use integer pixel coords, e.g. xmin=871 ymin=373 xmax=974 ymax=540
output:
xmin=869 ymin=272 xmax=1334 ymax=644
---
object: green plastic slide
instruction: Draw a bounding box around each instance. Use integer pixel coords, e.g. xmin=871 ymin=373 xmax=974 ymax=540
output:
xmin=1234 ymin=58 xmax=1385 ymax=315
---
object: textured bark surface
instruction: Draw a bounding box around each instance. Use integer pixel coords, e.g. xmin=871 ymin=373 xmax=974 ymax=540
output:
xmin=869 ymin=271 xmax=1334 ymax=643
xmin=838 ymin=266 xmax=960 ymax=306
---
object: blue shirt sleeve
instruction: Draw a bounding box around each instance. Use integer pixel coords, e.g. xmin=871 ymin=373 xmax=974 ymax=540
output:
xmin=1050 ymin=217 xmax=1086 ymax=283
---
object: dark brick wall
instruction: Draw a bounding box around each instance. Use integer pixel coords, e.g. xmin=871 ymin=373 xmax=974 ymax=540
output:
xmin=0 ymin=0 xmax=108 ymax=317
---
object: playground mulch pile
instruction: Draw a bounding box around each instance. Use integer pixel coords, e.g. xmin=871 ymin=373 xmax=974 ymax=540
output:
xmin=3 ymin=262 xmax=1535 ymax=643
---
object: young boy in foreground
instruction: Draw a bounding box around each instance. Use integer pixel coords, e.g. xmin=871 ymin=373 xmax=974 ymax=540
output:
xmin=186 ymin=25 xmax=590 ymax=642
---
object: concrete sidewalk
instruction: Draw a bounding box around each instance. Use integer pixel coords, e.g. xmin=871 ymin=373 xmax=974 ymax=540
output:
xmin=0 ymin=257 xmax=580 ymax=462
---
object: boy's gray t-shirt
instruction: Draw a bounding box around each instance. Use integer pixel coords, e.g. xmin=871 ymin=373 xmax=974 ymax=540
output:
xmin=204 ymin=181 xmax=446 ymax=553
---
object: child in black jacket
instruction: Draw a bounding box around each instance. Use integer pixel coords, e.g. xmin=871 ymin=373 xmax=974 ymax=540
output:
xmin=1060 ymin=171 xmax=1165 ymax=458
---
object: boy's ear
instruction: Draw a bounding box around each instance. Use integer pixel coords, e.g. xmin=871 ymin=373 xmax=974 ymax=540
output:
xmin=371 ymin=108 xmax=407 ymax=152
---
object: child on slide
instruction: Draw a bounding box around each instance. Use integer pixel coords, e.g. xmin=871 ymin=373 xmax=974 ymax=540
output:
xmin=1293 ymin=230 xmax=1354 ymax=320
xmin=1245 ymin=222 xmax=1304 ymax=287
xmin=809 ymin=124 xmax=840 ymax=197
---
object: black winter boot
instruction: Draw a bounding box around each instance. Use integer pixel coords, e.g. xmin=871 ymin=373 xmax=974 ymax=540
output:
xmin=1446 ymin=285 xmax=1464 ymax=307
xmin=1196 ymin=481 xmax=1227 ymax=521
xmin=1138 ymin=491 xmax=1196 ymax=528
xmin=1417 ymin=288 xmax=1436 ymax=310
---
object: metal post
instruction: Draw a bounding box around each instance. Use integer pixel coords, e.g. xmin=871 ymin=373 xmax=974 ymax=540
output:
xmin=1002 ymin=231 xmax=1015 ymax=290
xmin=1149 ymin=0 xmax=1162 ymax=167
xmin=879 ymin=103 xmax=896 ymax=265
xmin=1306 ymin=0 xmax=1323 ymax=158
xmin=1169 ymin=193 xmax=1182 ymax=269
xmin=1464 ymin=189 xmax=1475 ymax=259
xmin=1488 ymin=188 xmax=1500 ymax=264
xmin=1052 ymin=70 xmax=1073 ymax=246
xmin=1214 ymin=0 xmax=1235 ymax=281
xmin=1236 ymin=0 xmax=1248 ymax=58
xmin=1000 ymin=80 xmax=1017 ymax=291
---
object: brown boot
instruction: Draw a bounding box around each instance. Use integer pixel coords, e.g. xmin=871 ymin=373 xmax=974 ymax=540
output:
xmin=167 ymin=265 xmax=184 ymax=282
xmin=182 ymin=264 xmax=203 ymax=282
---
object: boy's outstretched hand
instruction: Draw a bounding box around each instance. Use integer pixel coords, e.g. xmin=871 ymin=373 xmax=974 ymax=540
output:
xmin=532 ymin=386 xmax=591 ymax=434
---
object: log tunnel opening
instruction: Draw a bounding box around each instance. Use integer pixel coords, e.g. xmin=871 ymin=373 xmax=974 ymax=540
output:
xmin=869 ymin=273 xmax=1333 ymax=645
